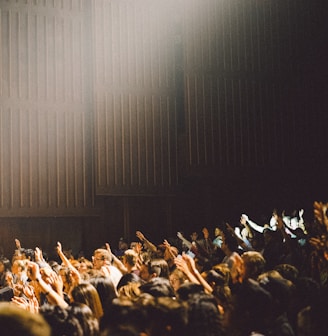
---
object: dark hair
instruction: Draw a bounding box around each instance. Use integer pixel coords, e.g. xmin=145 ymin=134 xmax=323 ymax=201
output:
xmin=149 ymin=259 xmax=170 ymax=279
xmin=0 ymin=257 xmax=11 ymax=272
xmin=100 ymin=298 xmax=148 ymax=336
xmin=184 ymin=292 xmax=223 ymax=336
xmin=117 ymin=273 xmax=143 ymax=291
xmin=40 ymin=304 xmax=83 ymax=336
xmin=69 ymin=302 xmax=99 ymax=336
xmin=176 ymin=282 xmax=204 ymax=301
xmin=89 ymin=276 xmax=117 ymax=314
xmin=139 ymin=277 xmax=175 ymax=298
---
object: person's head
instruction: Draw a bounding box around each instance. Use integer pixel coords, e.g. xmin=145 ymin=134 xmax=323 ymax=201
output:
xmin=227 ymin=279 xmax=273 ymax=335
xmin=141 ymin=296 xmax=187 ymax=336
xmin=93 ymin=249 xmax=111 ymax=270
xmin=69 ymin=302 xmax=99 ymax=336
xmin=139 ymin=262 xmax=152 ymax=282
xmin=207 ymin=270 xmax=232 ymax=314
xmin=11 ymin=259 xmax=27 ymax=275
xmin=40 ymin=304 xmax=83 ymax=336
xmin=139 ymin=259 xmax=170 ymax=282
xmin=0 ymin=257 xmax=11 ymax=274
xmin=117 ymin=273 xmax=143 ymax=291
xmin=139 ymin=277 xmax=175 ymax=298
xmin=176 ymin=282 xmax=204 ymax=301
xmin=0 ymin=302 xmax=51 ymax=336
xmin=211 ymin=263 xmax=230 ymax=286
xmin=89 ymin=276 xmax=117 ymax=314
xmin=150 ymin=259 xmax=170 ymax=279
xmin=190 ymin=232 xmax=198 ymax=241
xmin=118 ymin=238 xmax=129 ymax=251
xmin=240 ymin=214 xmax=248 ymax=226
xmin=71 ymin=282 xmax=104 ymax=320
xmin=241 ymin=251 xmax=266 ymax=281
xmin=101 ymin=297 xmax=148 ymax=336
xmin=76 ymin=257 xmax=93 ymax=278
xmin=274 ymin=263 xmax=299 ymax=284
xmin=184 ymin=291 xmax=223 ymax=336
xmin=116 ymin=273 xmax=143 ymax=300
xmin=123 ymin=249 xmax=138 ymax=268
xmin=214 ymin=227 xmax=223 ymax=238
xmin=263 ymin=227 xmax=276 ymax=244
xmin=221 ymin=233 xmax=238 ymax=254
xmin=258 ymin=274 xmax=293 ymax=317
xmin=58 ymin=266 xmax=72 ymax=292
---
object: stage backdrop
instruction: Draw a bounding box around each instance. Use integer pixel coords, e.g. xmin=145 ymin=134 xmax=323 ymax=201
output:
xmin=0 ymin=0 xmax=327 ymax=259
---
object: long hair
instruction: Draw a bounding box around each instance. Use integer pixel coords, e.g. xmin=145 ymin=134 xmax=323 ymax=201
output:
xmin=69 ymin=302 xmax=99 ymax=336
xmin=71 ymin=282 xmax=104 ymax=320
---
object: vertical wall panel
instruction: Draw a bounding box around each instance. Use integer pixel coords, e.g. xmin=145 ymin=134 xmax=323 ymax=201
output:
xmin=0 ymin=0 xmax=93 ymax=214
xmin=94 ymin=0 xmax=179 ymax=195
xmin=182 ymin=0 xmax=328 ymax=172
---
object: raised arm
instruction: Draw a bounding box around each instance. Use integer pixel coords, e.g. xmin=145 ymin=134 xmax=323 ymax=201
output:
xmin=27 ymin=262 xmax=68 ymax=308
xmin=227 ymin=223 xmax=252 ymax=251
xmin=136 ymin=231 xmax=157 ymax=253
xmin=176 ymin=231 xmax=192 ymax=249
xmin=242 ymin=214 xmax=266 ymax=233
xmin=56 ymin=242 xmax=81 ymax=286
xmin=105 ymin=242 xmax=128 ymax=274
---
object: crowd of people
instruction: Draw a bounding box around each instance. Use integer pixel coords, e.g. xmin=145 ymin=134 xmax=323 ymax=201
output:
xmin=0 ymin=201 xmax=328 ymax=335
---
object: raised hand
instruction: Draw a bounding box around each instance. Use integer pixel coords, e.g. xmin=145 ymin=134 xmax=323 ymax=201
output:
xmin=15 ymin=238 xmax=22 ymax=250
xmin=182 ymin=252 xmax=196 ymax=271
xmin=174 ymin=255 xmax=190 ymax=274
xmin=177 ymin=232 xmax=184 ymax=240
xmin=163 ymin=239 xmax=171 ymax=249
xmin=12 ymin=296 xmax=39 ymax=313
xmin=34 ymin=247 xmax=44 ymax=263
xmin=105 ymin=242 xmax=112 ymax=254
xmin=56 ymin=241 xmax=62 ymax=254
xmin=136 ymin=231 xmax=145 ymax=241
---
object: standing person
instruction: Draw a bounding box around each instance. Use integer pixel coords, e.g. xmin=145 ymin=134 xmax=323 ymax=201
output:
xmin=213 ymin=227 xmax=224 ymax=249
xmin=122 ymin=249 xmax=140 ymax=275
xmin=220 ymin=233 xmax=243 ymax=285
xmin=234 ymin=214 xmax=255 ymax=249
xmin=197 ymin=227 xmax=215 ymax=259
xmin=92 ymin=248 xmax=122 ymax=288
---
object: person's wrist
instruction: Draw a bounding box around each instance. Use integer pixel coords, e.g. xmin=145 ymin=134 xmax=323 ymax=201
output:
xmin=43 ymin=285 xmax=52 ymax=296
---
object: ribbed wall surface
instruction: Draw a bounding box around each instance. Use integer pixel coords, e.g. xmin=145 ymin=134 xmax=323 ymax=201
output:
xmin=93 ymin=0 xmax=180 ymax=195
xmin=183 ymin=0 xmax=328 ymax=170
xmin=0 ymin=0 xmax=93 ymax=213
xmin=0 ymin=0 xmax=327 ymax=212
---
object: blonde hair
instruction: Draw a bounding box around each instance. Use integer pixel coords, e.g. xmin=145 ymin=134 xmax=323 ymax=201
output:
xmin=123 ymin=249 xmax=138 ymax=267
